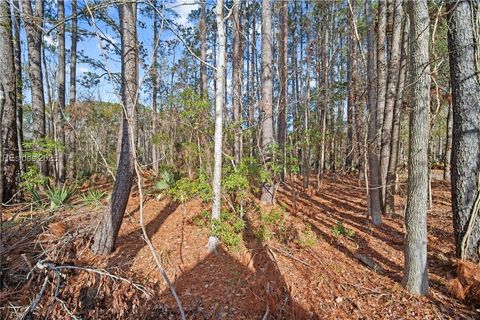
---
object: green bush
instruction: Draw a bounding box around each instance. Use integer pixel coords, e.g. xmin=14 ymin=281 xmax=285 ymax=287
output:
xmin=297 ymin=225 xmax=318 ymax=248
xmin=210 ymin=211 xmax=245 ymax=249
xmin=332 ymin=221 xmax=355 ymax=238
xmin=155 ymin=170 xmax=177 ymax=191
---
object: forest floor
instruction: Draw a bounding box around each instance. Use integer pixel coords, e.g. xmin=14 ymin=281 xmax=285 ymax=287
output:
xmin=1 ymin=172 xmax=479 ymax=319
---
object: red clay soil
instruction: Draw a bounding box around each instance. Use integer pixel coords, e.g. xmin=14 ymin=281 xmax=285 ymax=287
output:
xmin=1 ymin=174 xmax=479 ymax=319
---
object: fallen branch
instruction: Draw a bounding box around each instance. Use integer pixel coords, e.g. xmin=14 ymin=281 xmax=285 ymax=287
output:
xmin=19 ymin=275 xmax=49 ymax=320
xmin=353 ymin=252 xmax=384 ymax=274
xmin=269 ymin=246 xmax=314 ymax=268
xmin=35 ymin=261 xmax=151 ymax=297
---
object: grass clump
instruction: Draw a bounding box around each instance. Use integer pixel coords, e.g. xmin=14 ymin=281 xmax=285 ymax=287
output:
xmin=81 ymin=188 xmax=106 ymax=206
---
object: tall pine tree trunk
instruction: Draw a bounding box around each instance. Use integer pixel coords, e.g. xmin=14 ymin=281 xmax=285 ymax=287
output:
xmin=385 ymin=18 xmax=408 ymax=216
xmin=67 ymin=0 xmax=78 ymax=180
xmin=92 ymin=2 xmax=138 ymax=255
xmin=380 ymin=0 xmax=403 ymax=203
xmin=0 ymin=0 xmax=19 ymax=202
xmin=200 ymin=0 xmax=207 ymax=96
xmin=208 ymin=0 xmax=226 ymax=253
xmin=346 ymin=0 xmax=357 ymax=172
xmin=447 ymin=0 xmax=480 ymax=261
xmin=21 ymin=0 xmax=47 ymax=176
xmin=12 ymin=0 xmax=24 ymax=176
xmin=260 ymin=0 xmax=274 ymax=204
xmin=151 ymin=0 xmax=159 ymax=175
xmin=56 ymin=0 xmax=66 ymax=182
xmin=366 ymin=0 xmax=382 ymax=226
xmin=277 ymin=0 xmax=288 ymax=181
xmin=443 ymin=101 xmax=452 ymax=181
xmin=403 ymin=0 xmax=430 ymax=295
xmin=232 ymin=0 xmax=243 ymax=165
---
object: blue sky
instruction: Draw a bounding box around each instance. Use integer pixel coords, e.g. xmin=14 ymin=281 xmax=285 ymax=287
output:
xmin=21 ymin=0 xmax=202 ymax=106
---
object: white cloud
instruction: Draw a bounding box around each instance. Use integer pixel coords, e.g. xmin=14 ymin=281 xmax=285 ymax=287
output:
xmin=79 ymin=66 xmax=90 ymax=73
xmin=170 ymin=0 xmax=199 ymax=27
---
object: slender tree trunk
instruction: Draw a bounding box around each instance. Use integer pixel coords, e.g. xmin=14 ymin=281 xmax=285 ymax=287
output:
xmin=376 ymin=0 xmax=387 ymax=149
xmin=346 ymin=0 xmax=356 ymax=172
xmin=20 ymin=0 xmax=47 ymax=176
xmin=249 ymin=8 xmax=256 ymax=158
xmin=151 ymin=0 xmax=159 ymax=175
xmin=208 ymin=0 xmax=226 ymax=253
xmin=260 ymin=0 xmax=274 ymax=204
xmin=302 ymin=7 xmax=312 ymax=189
xmin=0 ymin=0 xmax=19 ymax=202
xmin=67 ymin=0 xmax=78 ymax=180
xmin=12 ymin=0 xmax=24 ymax=176
xmin=403 ymin=0 xmax=430 ymax=295
xmin=56 ymin=0 xmax=66 ymax=182
xmin=447 ymin=0 xmax=480 ymax=261
xmin=380 ymin=0 xmax=403 ymax=203
xmin=366 ymin=0 xmax=382 ymax=226
xmin=319 ymin=12 xmax=329 ymax=182
xmin=200 ymin=0 xmax=207 ymax=96
xmin=277 ymin=0 xmax=288 ymax=181
xmin=232 ymin=0 xmax=243 ymax=165
xmin=443 ymin=100 xmax=452 ymax=181
xmin=385 ymin=18 xmax=408 ymax=216
xmin=92 ymin=2 xmax=138 ymax=255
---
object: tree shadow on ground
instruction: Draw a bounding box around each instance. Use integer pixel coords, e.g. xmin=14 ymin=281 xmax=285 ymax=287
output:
xmin=106 ymin=200 xmax=180 ymax=272
xmin=277 ymin=175 xmax=475 ymax=318
xmin=156 ymin=215 xmax=314 ymax=319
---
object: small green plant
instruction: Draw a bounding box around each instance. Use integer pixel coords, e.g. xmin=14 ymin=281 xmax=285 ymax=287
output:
xmin=81 ymin=188 xmax=106 ymax=206
xmin=260 ymin=207 xmax=284 ymax=226
xmin=255 ymin=207 xmax=286 ymax=243
xmin=297 ymin=225 xmax=318 ymax=248
xmin=155 ymin=170 xmax=177 ymax=191
xmin=192 ymin=209 xmax=210 ymax=227
xmin=211 ymin=211 xmax=245 ymax=249
xmin=45 ymin=184 xmax=75 ymax=210
xmin=332 ymin=221 xmax=355 ymax=238
xmin=255 ymin=224 xmax=272 ymax=243
xmin=21 ymin=165 xmax=48 ymax=208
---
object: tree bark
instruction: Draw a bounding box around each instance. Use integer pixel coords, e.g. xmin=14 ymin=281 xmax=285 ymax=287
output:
xmin=232 ymin=0 xmax=243 ymax=165
xmin=12 ymin=0 xmax=24 ymax=176
xmin=366 ymin=0 xmax=382 ymax=226
xmin=376 ymin=0 xmax=387 ymax=150
xmin=67 ymin=0 xmax=78 ymax=180
xmin=385 ymin=17 xmax=408 ymax=216
xmin=208 ymin=0 xmax=226 ymax=253
xmin=443 ymin=100 xmax=452 ymax=181
xmin=447 ymin=0 xmax=480 ymax=261
xmin=56 ymin=0 xmax=66 ymax=182
xmin=260 ymin=0 xmax=274 ymax=204
xmin=403 ymin=0 xmax=430 ymax=295
xmin=346 ymin=0 xmax=357 ymax=172
xmin=151 ymin=0 xmax=159 ymax=175
xmin=0 ymin=0 xmax=19 ymax=202
xmin=277 ymin=0 xmax=288 ymax=181
xmin=200 ymin=0 xmax=207 ymax=96
xmin=380 ymin=0 xmax=403 ymax=203
xmin=92 ymin=2 xmax=138 ymax=255
xmin=20 ymin=0 xmax=47 ymax=176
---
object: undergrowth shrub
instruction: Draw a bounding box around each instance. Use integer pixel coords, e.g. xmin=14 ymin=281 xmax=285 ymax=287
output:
xmin=45 ymin=184 xmax=75 ymax=210
xmin=81 ymin=188 xmax=106 ymax=206
xmin=332 ymin=221 xmax=355 ymax=238
xmin=296 ymin=225 xmax=318 ymax=248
